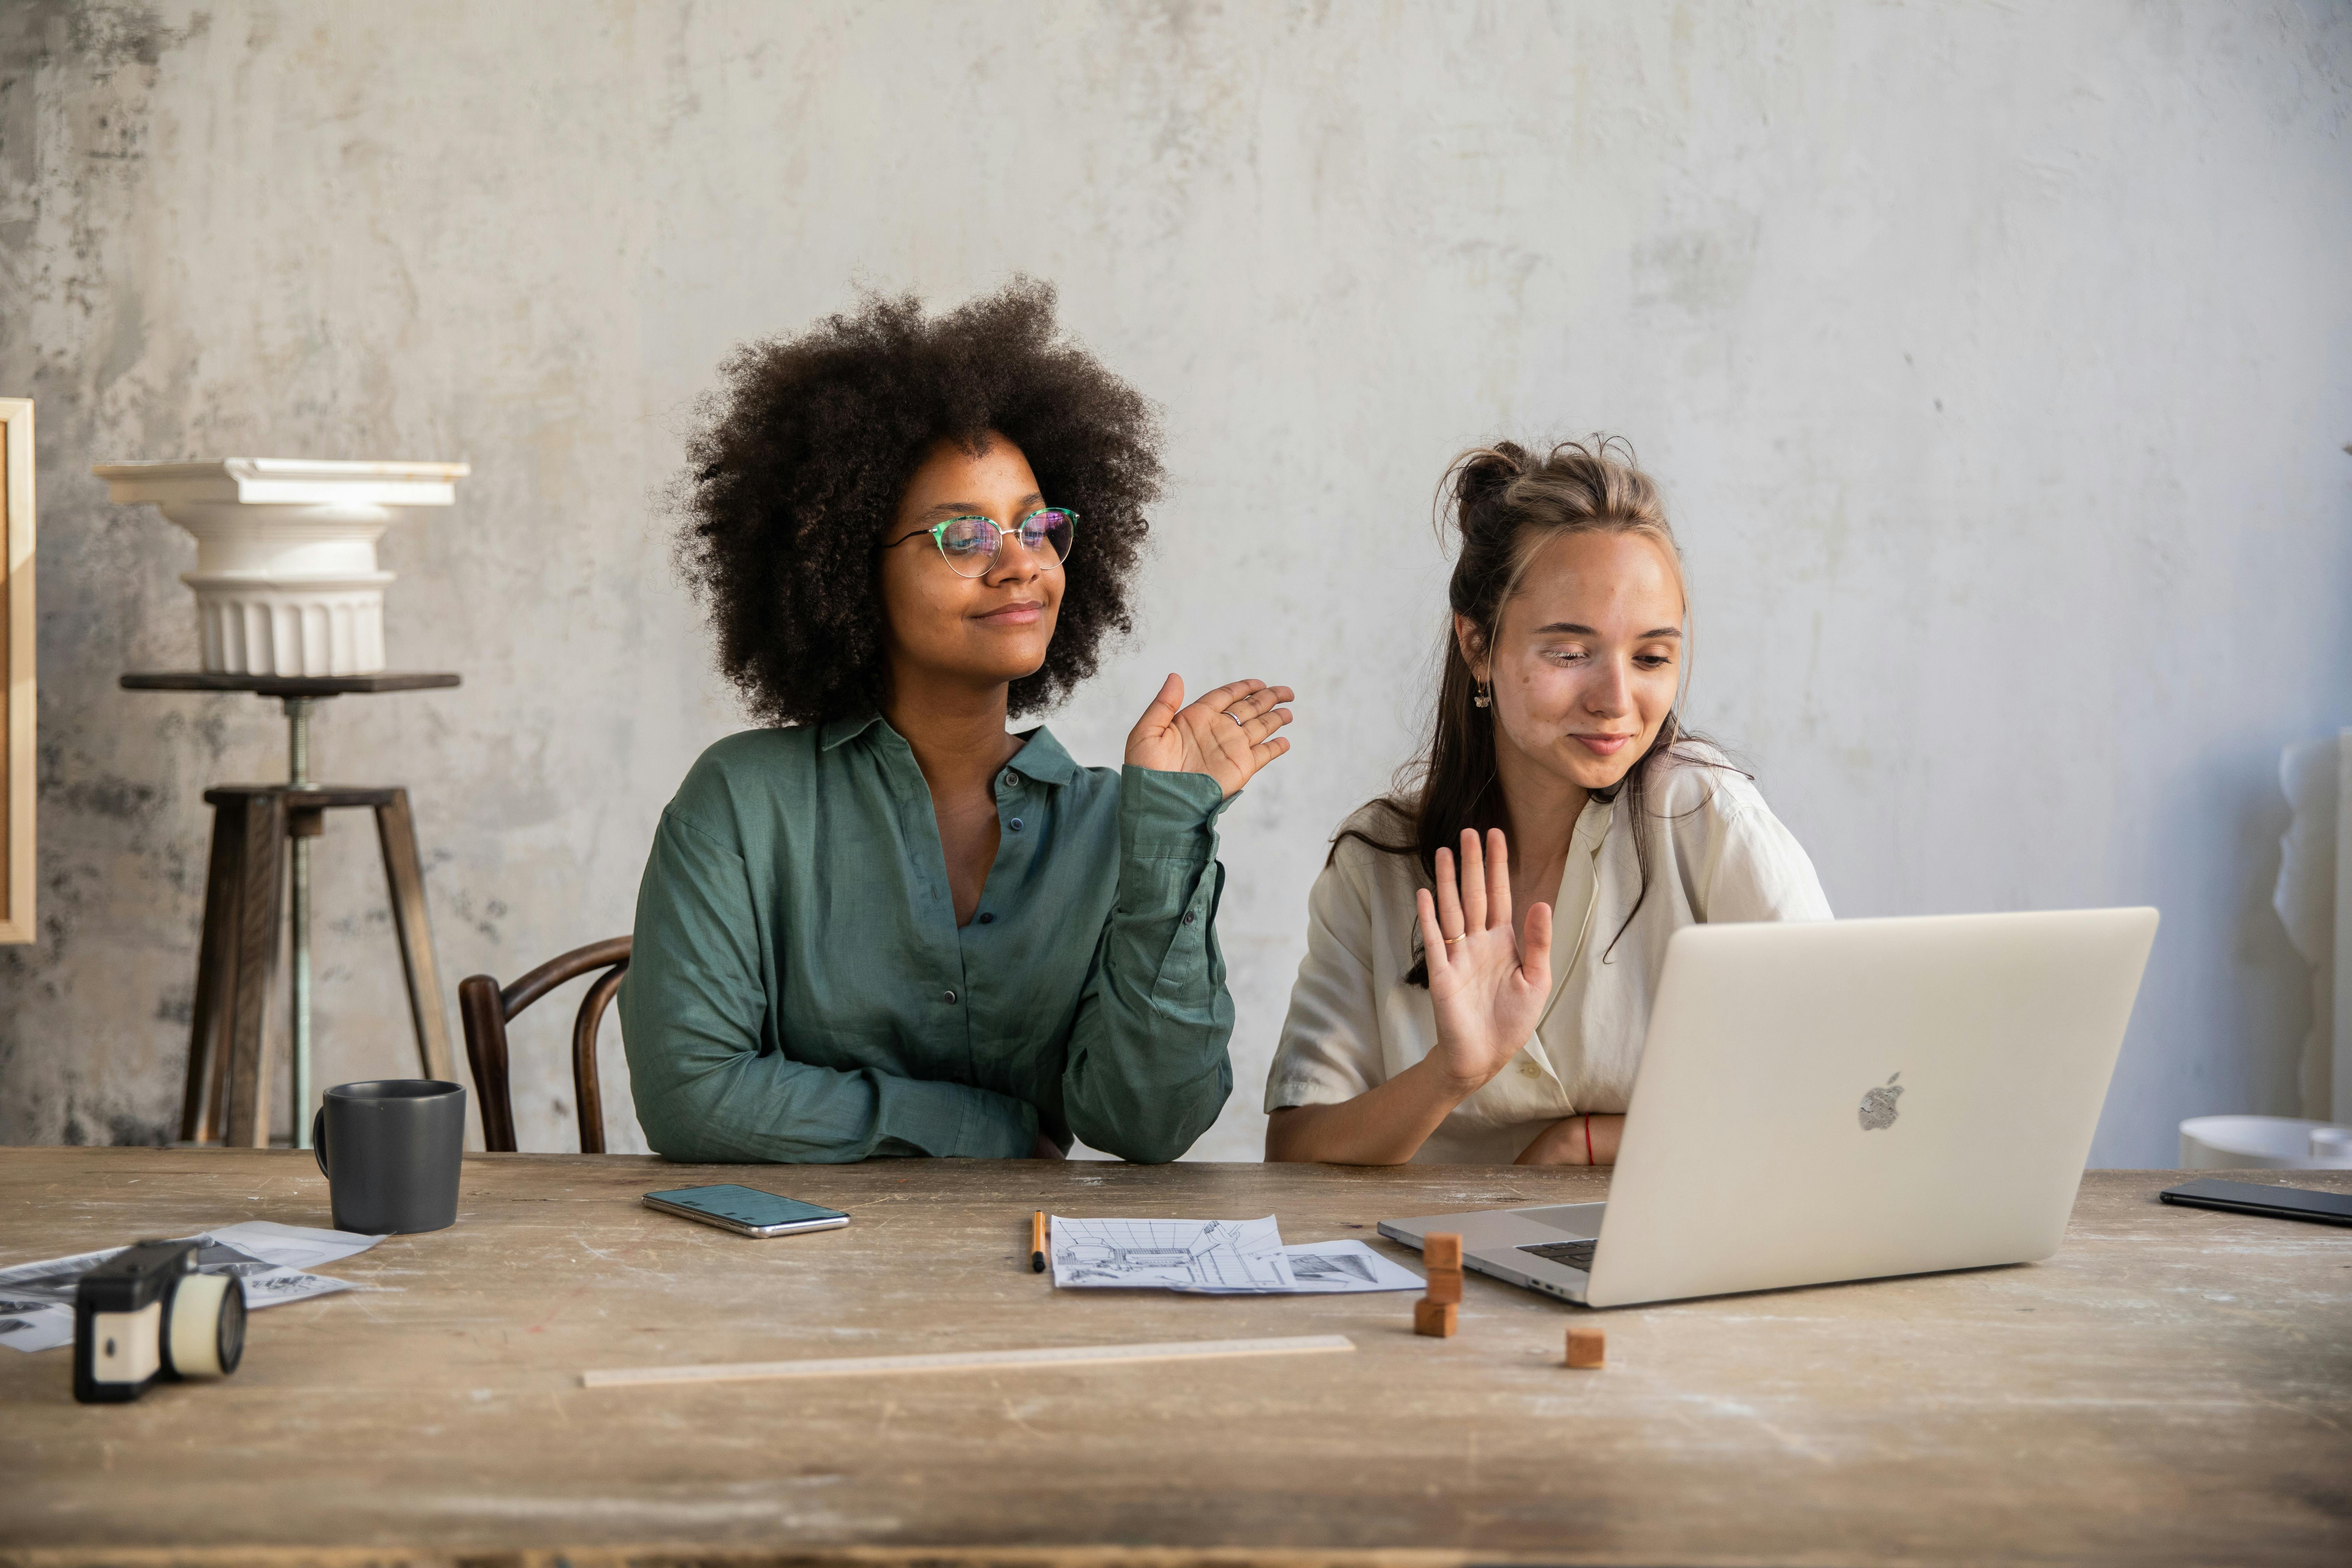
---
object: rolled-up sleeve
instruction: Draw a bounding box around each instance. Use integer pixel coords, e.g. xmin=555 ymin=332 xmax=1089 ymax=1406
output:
xmin=619 ymin=808 xmax=1038 ymax=1163
xmin=1058 ymin=766 xmax=1236 ymax=1163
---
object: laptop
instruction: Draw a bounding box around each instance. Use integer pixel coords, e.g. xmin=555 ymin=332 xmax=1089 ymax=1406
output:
xmin=1379 ymin=908 xmax=2159 ymax=1309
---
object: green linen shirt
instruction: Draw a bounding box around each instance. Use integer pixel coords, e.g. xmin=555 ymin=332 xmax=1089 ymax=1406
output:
xmin=617 ymin=712 xmax=1236 ymax=1164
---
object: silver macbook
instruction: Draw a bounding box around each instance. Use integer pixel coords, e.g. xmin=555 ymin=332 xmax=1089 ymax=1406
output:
xmin=1380 ymin=908 xmax=2159 ymax=1309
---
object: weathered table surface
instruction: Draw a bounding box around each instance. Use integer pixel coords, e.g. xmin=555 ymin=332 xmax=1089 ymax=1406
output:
xmin=1 ymin=1149 xmax=2347 ymax=1568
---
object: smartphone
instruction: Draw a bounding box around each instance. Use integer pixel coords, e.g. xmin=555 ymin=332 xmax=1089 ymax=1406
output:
xmin=2158 ymin=1177 xmax=2352 ymax=1228
xmin=643 ymin=1184 xmax=851 ymax=1238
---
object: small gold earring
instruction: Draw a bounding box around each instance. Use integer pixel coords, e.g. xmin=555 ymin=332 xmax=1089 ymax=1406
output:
xmin=1473 ymin=683 xmax=1492 ymax=709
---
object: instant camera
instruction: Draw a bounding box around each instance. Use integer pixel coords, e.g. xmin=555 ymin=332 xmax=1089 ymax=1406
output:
xmin=73 ymin=1239 xmax=246 ymax=1404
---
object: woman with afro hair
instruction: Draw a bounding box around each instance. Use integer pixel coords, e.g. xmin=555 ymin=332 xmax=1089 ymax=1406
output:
xmin=618 ymin=280 xmax=1294 ymax=1164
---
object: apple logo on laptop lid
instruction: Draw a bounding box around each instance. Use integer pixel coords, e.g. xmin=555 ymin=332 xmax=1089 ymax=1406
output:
xmin=1858 ymin=1072 xmax=1904 ymax=1132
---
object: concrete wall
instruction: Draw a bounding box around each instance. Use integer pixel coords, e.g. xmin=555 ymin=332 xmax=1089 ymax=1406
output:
xmin=2 ymin=0 xmax=2346 ymax=1164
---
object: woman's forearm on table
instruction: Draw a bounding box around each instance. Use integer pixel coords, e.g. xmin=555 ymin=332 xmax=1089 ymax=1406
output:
xmin=1264 ymin=1057 xmax=1476 ymax=1164
xmin=629 ymin=1024 xmax=1041 ymax=1163
xmin=1513 ymin=1113 xmax=1626 ymax=1166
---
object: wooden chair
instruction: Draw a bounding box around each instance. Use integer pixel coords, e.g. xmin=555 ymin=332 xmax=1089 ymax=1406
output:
xmin=458 ymin=937 xmax=630 ymax=1153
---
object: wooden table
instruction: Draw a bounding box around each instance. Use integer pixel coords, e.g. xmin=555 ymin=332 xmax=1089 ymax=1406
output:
xmin=2 ymin=1150 xmax=2347 ymax=1567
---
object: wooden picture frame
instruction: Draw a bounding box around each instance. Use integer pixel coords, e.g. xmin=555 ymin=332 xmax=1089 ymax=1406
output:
xmin=0 ymin=399 xmax=33 ymax=943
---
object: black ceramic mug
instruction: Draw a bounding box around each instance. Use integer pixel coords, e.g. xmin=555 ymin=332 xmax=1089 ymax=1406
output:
xmin=311 ymin=1079 xmax=466 ymax=1234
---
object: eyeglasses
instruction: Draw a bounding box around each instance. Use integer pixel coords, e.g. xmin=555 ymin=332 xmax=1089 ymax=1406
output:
xmin=881 ymin=508 xmax=1078 ymax=578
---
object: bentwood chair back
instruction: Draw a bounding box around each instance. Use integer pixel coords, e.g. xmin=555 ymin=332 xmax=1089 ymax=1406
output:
xmin=457 ymin=936 xmax=631 ymax=1152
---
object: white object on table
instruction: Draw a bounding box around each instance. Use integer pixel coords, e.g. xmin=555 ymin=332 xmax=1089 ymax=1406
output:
xmin=1044 ymin=1217 xmax=1423 ymax=1295
xmin=1049 ymin=1214 xmax=1294 ymax=1290
xmin=2179 ymin=1114 xmax=2352 ymax=1171
xmin=91 ymin=458 xmax=468 ymax=677
xmin=1180 ymin=1239 xmax=1426 ymax=1295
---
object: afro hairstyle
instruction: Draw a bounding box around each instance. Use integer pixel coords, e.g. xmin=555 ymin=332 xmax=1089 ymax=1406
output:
xmin=674 ymin=277 xmax=1163 ymax=726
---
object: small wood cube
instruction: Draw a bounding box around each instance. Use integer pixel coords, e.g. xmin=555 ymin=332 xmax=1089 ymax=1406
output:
xmin=1422 ymin=1232 xmax=1464 ymax=1270
xmin=1565 ymin=1325 xmax=1605 ymax=1368
xmin=1421 ymin=1266 xmax=1463 ymax=1304
xmin=1414 ymin=1299 xmax=1458 ymax=1338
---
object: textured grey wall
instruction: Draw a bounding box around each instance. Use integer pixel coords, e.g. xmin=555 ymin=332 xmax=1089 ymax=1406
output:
xmin=1 ymin=1 xmax=2347 ymax=1163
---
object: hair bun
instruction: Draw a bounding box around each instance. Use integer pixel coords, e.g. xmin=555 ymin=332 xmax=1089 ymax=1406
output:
xmin=1447 ymin=442 xmax=1525 ymax=534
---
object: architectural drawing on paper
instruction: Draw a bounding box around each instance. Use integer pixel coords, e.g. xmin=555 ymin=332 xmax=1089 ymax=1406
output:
xmin=1048 ymin=1215 xmax=1293 ymax=1290
xmin=1183 ymin=1239 xmax=1426 ymax=1295
xmin=0 ymin=1220 xmax=383 ymax=1354
xmin=1289 ymin=1248 xmax=1378 ymax=1286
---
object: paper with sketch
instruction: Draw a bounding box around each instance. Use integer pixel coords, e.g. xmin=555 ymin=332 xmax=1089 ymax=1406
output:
xmin=1178 ymin=1238 xmax=1425 ymax=1295
xmin=1048 ymin=1219 xmax=1427 ymax=1295
xmin=1049 ymin=1215 xmax=1295 ymax=1291
xmin=0 ymin=1220 xmax=384 ymax=1353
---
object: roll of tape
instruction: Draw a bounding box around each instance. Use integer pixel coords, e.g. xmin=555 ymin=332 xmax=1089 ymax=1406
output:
xmin=166 ymin=1273 xmax=233 ymax=1378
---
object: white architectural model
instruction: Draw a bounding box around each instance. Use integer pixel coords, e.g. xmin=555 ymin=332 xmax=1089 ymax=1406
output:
xmin=93 ymin=458 xmax=469 ymax=676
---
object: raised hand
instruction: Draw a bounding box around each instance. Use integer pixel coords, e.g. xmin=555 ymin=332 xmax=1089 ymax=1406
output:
xmin=1415 ymin=828 xmax=1554 ymax=1093
xmin=1123 ymin=674 xmax=1296 ymax=800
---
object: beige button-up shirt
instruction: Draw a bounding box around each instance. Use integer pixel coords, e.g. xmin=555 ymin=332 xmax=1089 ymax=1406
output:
xmin=1266 ymin=745 xmax=1833 ymax=1163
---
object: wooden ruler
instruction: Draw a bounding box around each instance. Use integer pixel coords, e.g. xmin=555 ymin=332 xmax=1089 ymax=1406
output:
xmin=581 ymin=1332 xmax=1355 ymax=1390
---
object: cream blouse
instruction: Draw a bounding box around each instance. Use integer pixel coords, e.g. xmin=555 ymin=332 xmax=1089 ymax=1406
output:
xmin=1265 ymin=744 xmax=1833 ymax=1163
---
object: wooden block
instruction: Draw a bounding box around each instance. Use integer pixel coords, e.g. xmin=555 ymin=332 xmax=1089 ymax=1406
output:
xmin=1566 ymin=1325 xmax=1605 ymax=1368
xmin=1422 ymin=1232 xmax=1464 ymax=1270
xmin=1421 ymin=1266 xmax=1463 ymax=1304
xmin=1413 ymin=1299 xmax=1457 ymax=1338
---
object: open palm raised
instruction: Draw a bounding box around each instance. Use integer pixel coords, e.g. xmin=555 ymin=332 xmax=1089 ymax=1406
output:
xmin=1124 ymin=675 xmax=1295 ymax=799
xmin=1416 ymin=828 xmax=1555 ymax=1092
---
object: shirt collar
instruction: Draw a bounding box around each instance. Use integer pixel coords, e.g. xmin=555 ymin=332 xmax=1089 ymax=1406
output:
xmin=817 ymin=709 xmax=886 ymax=751
xmin=814 ymin=709 xmax=1081 ymax=787
xmin=1005 ymin=726 xmax=1080 ymax=786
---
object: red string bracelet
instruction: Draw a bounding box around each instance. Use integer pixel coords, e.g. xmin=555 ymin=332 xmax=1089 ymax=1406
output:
xmin=1583 ymin=1113 xmax=1595 ymax=1166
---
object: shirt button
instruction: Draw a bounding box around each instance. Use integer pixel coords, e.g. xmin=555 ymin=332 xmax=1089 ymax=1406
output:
xmin=1518 ymin=1060 xmax=1541 ymax=1079
xmin=1183 ymin=913 xmax=1196 ymax=926
xmin=1003 ymin=771 xmax=1020 ymax=789
xmin=943 ymin=990 xmax=958 ymax=1004
xmin=977 ymin=912 xmax=994 ymax=925
xmin=1008 ymin=818 xmax=1024 ymax=832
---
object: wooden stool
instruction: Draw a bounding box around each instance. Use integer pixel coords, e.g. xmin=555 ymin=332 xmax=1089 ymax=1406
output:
xmin=182 ymin=783 xmax=454 ymax=1147
xmin=125 ymin=672 xmax=461 ymax=1148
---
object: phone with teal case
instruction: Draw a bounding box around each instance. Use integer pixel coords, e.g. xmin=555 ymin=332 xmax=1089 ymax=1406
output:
xmin=643 ymin=1184 xmax=850 ymax=1238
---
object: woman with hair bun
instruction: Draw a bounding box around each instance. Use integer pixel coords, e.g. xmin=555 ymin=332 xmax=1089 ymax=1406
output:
xmin=1264 ymin=438 xmax=1827 ymax=1166
xmin=621 ymin=280 xmax=1293 ymax=1165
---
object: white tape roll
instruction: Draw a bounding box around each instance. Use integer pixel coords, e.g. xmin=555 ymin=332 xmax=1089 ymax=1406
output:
xmin=166 ymin=1273 xmax=233 ymax=1378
